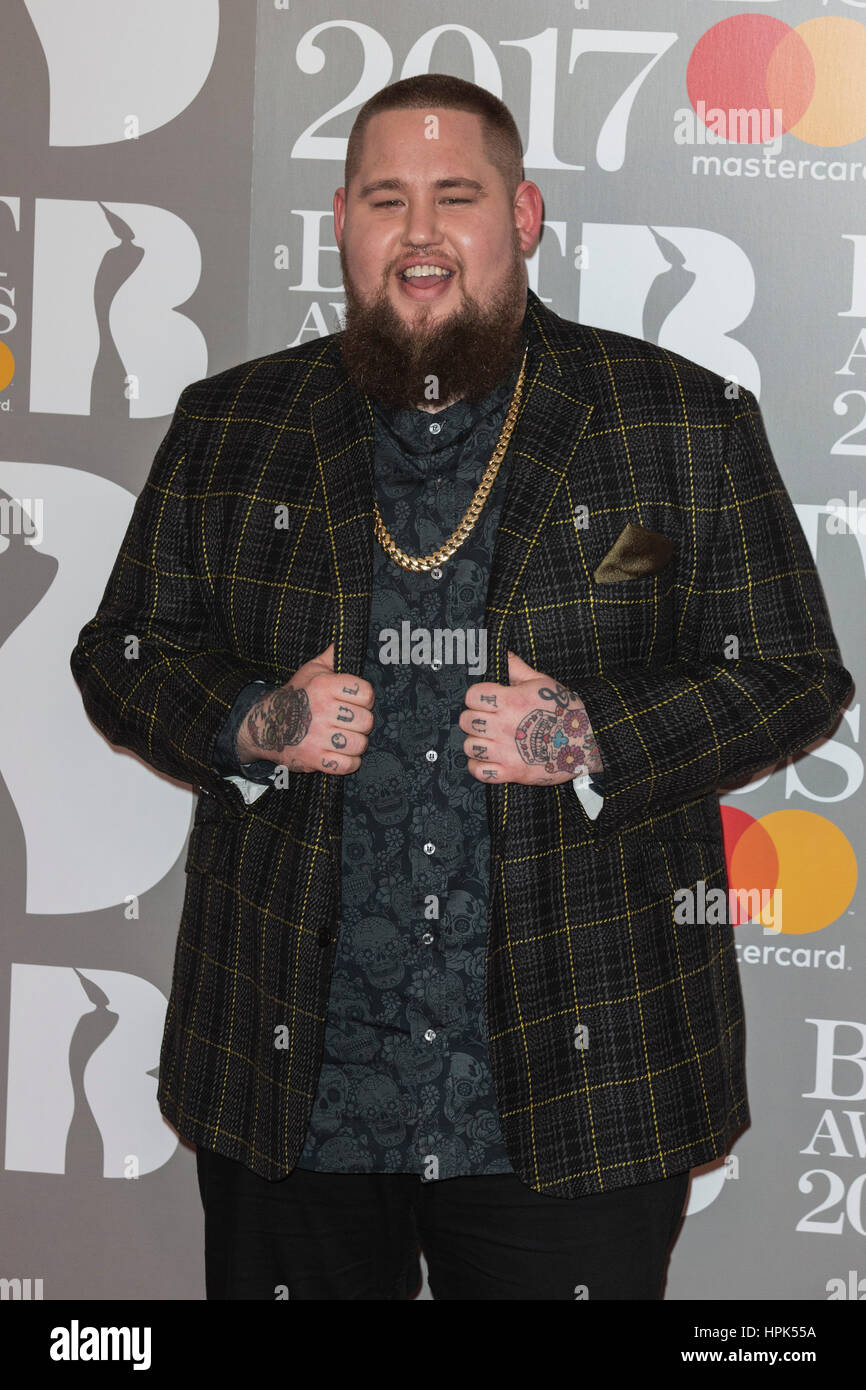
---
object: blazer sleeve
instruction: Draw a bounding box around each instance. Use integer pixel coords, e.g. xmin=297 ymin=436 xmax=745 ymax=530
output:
xmin=211 ymin=679 xmax=281 ymax=780
xmin=565 ymin=386 xmax=854 ymax=844
xmin=69 ymin=390 xmax=275 ymax=817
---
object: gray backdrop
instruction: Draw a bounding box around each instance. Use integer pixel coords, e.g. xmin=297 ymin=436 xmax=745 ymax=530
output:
xmin=1 ymin=0 xmax=863 ymax=1301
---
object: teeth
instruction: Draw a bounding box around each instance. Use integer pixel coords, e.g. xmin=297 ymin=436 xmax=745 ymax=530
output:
xmin=401 ymin=265 xmax=453 ymax=279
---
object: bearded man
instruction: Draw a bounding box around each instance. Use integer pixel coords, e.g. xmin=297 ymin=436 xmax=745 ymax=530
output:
xmin=71 ymin=73 xmax=852 ymax=1301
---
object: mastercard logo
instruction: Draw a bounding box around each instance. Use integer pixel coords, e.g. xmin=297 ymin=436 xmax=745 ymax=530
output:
xmin=721 ymin=806 xmax=857 ymax=936
xmin=688 ymin=15 xmax=866 ymax=148
xmin=0 ymin=342 xmax=13 ymax=391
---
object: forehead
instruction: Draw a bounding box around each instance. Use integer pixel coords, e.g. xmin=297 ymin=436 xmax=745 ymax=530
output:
xmin=356 ymin=106 xmax=493 ymax=173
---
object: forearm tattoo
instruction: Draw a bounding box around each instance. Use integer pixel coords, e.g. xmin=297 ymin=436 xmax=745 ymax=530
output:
xmin=515 ymin=681 xmax=602 ymax=776
xmin=245 ymin=685 xmax=312 ymax=752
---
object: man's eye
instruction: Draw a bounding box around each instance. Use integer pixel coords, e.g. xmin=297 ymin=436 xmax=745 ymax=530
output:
xmin=370 ymin=197 xmax=473 ymax=207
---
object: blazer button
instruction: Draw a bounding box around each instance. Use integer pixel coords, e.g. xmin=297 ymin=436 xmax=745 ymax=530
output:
xmin=316 ymin=928 xmax=331 ymax=948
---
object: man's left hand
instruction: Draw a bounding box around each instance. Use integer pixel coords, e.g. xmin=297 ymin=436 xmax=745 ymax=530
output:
xmin=458 ymin=651 xmax=605 ymax=784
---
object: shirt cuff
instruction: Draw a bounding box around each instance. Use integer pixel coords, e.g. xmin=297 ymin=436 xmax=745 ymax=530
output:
xmin=572 ymin=770 xmax=605 ymax=822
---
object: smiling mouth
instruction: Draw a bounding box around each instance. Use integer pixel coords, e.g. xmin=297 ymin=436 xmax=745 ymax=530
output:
xmin=398 ymin=266 xmax=454 ymax=282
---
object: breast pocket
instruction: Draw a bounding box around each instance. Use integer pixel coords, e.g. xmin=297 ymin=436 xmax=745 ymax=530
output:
xmin=516 ymin=569 xmax=676 ymax=677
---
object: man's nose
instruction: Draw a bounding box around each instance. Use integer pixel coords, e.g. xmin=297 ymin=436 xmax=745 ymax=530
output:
xmin=401 ymin=200 xmax=444 ymax=249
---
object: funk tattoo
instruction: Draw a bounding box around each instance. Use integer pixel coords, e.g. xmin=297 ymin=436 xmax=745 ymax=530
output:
xmin=247 ymin=685 xmax=311 ymax=751
xmin=470 ymin=718 xmax=487 ymax=734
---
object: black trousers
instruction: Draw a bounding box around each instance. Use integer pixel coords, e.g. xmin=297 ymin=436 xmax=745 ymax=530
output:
xmin=195 ymin=1146 xmax=689 ymax=1301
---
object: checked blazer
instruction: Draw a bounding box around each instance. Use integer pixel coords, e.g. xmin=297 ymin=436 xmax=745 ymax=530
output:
xmin=70 ymin=287 xmax=853 ymax=1196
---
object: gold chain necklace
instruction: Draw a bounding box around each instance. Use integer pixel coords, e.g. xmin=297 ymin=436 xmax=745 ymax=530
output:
xmin=372 ymin=347 xmax=528 ymax=573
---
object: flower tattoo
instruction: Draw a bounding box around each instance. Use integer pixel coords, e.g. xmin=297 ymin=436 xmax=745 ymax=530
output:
xmin=515 ymin=683 xmax=600 ymax=775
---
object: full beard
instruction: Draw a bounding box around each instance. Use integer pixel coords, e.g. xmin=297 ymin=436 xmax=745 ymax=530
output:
xmin=338 ymin=234 xmax=527 ymax=410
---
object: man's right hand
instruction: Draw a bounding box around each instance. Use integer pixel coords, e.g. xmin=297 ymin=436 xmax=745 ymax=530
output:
xmin=235 ymin=643 xmax=374 ymax=775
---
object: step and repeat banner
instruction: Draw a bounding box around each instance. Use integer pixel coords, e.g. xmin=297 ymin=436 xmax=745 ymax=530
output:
xmin=1 ymin=0 xmax=863 ymax=1301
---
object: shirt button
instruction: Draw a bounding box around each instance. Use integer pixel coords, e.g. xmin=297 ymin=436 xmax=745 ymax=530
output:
xmin=429 ymin=422 xmax=441 ymax=434
xmin=425 ymin=749 xmax=438 ymax=762
xmin=421 ymin=932 xmax=434 ymax=946
xmin=424 ymin=1028 xmax=437 ymax=1042
xmin=430 ymin=567 xmax=442 ymax=580
xmin=430 ymin=660 xmax=442 ymax=670
xmin=423 ymin=842 xmax=435 ymax=855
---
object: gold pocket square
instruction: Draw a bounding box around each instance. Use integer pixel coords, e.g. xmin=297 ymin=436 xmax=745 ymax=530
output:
xmin=593 ymin=521 xmax=674 ymax=584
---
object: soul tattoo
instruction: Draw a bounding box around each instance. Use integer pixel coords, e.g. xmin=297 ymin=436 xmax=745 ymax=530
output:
xmin=246 ymin=685 xmax=312 ymax=752
xmin=515 ymin=681 xmax=600 ymax=777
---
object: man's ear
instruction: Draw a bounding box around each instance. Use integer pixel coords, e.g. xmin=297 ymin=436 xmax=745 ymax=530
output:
xmin=333 ymin=187 xmax=346 ymax=247
xmin=513 ymin=180 xmax=544 ymax=257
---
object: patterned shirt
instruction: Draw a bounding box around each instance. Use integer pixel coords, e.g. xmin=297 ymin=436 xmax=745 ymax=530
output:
xmin=212 ymin=337 xmax=605 ymax=1178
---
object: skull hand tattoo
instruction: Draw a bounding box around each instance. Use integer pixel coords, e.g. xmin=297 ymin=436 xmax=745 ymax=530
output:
xmin=515 ymin=681 xmax=601 ymax=776
xmin=246 ymin=685 xmax=312 ymax=752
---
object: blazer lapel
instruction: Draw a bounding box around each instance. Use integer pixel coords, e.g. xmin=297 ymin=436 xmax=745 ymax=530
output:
xmin=310 ymin=363 xmax=375 ymax=679
xmin=483 ymin=297 xmax=595 ymax=683
xmin=310 ymin=291 xmax=597 ymax=687
xmin=309 ymin=292 xmax=598 ymax=860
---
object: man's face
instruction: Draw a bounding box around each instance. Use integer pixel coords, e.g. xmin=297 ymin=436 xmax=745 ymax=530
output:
xmin=333 ymin=107 xmax=542 ymax=409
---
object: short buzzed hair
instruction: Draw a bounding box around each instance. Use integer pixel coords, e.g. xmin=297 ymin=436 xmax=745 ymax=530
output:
xmin=345 ymin=74 xmax=525 ymax=199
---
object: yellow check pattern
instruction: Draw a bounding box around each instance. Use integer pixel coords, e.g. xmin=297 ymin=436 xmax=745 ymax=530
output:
xmin=70 ymin=289 xmax=853 ymax=1193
